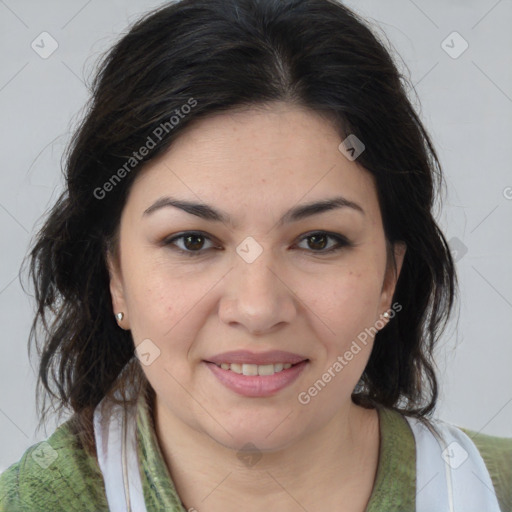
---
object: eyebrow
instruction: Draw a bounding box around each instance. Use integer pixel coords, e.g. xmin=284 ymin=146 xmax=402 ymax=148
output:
xmin=142 ymin=195 xmax=365 ymax=226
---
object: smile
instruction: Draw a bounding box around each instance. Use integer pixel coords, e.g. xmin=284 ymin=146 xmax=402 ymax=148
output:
xmin=214 ymin=362 xmax=295 ymax=375
xmin=204 ymin=360 xmax=309 ymax=397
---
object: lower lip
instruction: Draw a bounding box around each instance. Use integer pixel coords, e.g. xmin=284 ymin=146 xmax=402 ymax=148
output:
xmin=204 ymin=360 xmax=308 ymax=397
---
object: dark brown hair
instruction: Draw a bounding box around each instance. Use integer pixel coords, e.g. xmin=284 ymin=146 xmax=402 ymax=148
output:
xmin=23 ymin=0 xmax=457 ymax=454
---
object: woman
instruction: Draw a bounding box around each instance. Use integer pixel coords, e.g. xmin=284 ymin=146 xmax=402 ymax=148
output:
xmin=1 ymin=0 xmax=510 ymax=510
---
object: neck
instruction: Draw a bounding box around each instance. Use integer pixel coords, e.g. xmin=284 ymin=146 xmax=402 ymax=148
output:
xmin=153 ymin=395 xmax=380 ymax=511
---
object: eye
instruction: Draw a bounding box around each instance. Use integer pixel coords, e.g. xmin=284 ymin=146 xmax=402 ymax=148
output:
xmin=295 ymin=231 xmax=353 ymax=254
xmin=162 ymin=231 xmax=218 ymax=256
xmin=162 ymin=230 xmax=353 ymax=257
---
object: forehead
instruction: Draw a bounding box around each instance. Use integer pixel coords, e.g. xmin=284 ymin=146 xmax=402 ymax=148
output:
xmin=126 ymin=103 xmax=380 ymax=226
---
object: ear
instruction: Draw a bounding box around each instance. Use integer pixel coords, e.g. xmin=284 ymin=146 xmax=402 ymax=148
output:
xmin=106 ymin=249 xmax=130 ymax=329
xmin=379 ymin=241 xmax=406 ymax=316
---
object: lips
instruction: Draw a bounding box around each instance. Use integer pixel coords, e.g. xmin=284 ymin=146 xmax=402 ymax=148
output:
xmin=205 ymin=359 xmax=309 ymax=397
xmin=204 ymin=350 xmax=309 ymax=366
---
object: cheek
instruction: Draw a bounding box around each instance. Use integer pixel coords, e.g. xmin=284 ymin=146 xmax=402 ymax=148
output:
xmin=305 ymin=268 xmax=383 ymax=347
xmin=122 ymin=263 xmax=195 ymax=346
xmin=125 ymin=275 xmax=202 ymax=390
xmin=322 ymin=271 xmax=376 ymax=308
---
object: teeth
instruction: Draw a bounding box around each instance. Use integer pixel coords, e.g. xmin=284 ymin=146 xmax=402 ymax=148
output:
xmin=216 ymin=361 xmax=297 ymax=375
xmin=257 ymin=364 xmax=274 ymax=376
xmin=243 ymin=364 xmax=259 ymax=376
xmin=230 ymin=363 xmax=243 ymax=374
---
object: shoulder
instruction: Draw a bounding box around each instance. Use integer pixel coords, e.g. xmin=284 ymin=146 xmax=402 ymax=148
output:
xmin=0 ymin=417 xmax=108 ymax=512
xmin=460 ymin=427 xmax=512 ymax=512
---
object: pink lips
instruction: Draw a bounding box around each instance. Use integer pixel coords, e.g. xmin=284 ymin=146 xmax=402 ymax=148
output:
xmin=205 ymin=349 xmax=308 ymax=366
xmin=204 ymin=360 xmax=309 ymax=398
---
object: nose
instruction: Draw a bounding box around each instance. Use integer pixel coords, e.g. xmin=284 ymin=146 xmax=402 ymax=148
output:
xmin=218 ymin=246 xmax=298 ymax=336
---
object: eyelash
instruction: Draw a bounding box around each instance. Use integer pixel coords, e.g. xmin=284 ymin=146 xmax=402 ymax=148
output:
xmin=162 ymin=231 xmax=353 ymax=257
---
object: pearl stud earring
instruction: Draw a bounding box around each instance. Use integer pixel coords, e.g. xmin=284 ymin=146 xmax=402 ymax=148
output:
xmin=383 ymin=312 xmax=390 ymax=319
xmin=116 ymin=312 xmax=124 ymax=321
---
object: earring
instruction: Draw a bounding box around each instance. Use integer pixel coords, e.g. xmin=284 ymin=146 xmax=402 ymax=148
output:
xmin=353 ymin=378 xmax=365 ymax=394
xmin=116 ymin=312 xmax=124 ymax=322
xmin=383 ymin=312 xmax=390 ymax=319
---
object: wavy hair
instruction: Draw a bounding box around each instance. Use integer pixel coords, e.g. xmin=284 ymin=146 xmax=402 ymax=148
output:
xmin=22 ymin=0 xmax=457 ymax=454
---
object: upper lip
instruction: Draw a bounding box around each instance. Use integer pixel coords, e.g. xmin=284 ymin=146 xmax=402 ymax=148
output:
xmin=205 ymin=350 xmax=309 ymax=366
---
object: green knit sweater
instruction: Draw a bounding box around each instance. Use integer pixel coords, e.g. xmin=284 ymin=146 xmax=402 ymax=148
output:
xmin=1 ymin=389 xmax=511 ymax=511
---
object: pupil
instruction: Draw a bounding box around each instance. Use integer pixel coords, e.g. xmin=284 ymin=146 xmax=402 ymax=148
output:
xmin=185 ymin=234 xmax=203 ymax=250
xmin=182 ymin=234 xmax=328 ymax=251
xmin=309 ymin=234 xmax=327 ymax=250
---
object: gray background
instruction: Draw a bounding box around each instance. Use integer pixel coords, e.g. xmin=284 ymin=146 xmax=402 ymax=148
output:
xmin=1 ymin=0 xmax=511 ymax=472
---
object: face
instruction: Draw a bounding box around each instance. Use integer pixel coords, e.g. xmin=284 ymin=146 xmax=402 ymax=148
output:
xmin=107 ymin=102 xmax=406 ymax=452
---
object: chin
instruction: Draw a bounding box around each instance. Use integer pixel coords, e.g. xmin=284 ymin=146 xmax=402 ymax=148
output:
xmin=202 ymin=413 xmax=306 ymax=453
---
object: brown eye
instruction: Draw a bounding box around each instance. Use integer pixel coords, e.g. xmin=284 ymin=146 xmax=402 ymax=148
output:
xmin=162 ymin=230 xmax=352 ymax=258
xmin=182 ymin=233 xmax=206 ymax=251
xmin=163 ymin=231 xmax=216 ymax=256
xmin=296 ymin=231 xmax=352 ymax=254
xmin=307 ymin=233 xmax=328 ymax=250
